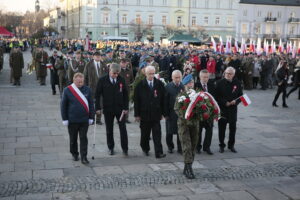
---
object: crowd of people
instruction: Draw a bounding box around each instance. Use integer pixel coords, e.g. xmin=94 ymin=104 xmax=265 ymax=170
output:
xmin=1 ymin=38 xmax=300 ymax=179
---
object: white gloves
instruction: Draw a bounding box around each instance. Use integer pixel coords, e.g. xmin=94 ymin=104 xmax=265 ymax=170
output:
xmin=89 ymin=119 xmax=94 ymax=125
xmin=62 ymin=120 xmax=69 ymax=126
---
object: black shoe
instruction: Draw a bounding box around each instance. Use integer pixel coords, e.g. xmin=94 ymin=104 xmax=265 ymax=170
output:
xmin=283 ymin=104 xmax=288 ymax=108
xmin=52 ymin=91 xmax=56 ymax=95
xmin=219 ymin=147 xmax=224 ymax=153
xmin=177 ymin=149 xmax=182 ymax=154
xmin=204 ymin=148 xmax=214 ymax=155
xmin=168 ymin=148 xmax=173 ymax=154
xmin=109 ymin=149 xmax=114 ymax=155
xmin=229 ymin=147 xmax=237 ymax=153
xmin=196 ymin=149 xmax=201 ymax=154
xmin=13 ymin=83 xmax=17 ymax=86
xmin=96 ymin=121 xmax=103 ymax=125
xmin=184 ymin=164 xmax=195 ymax=179
xmin=272 ymin=103 xmax=278 ymax=107
xmin=123 ymin=150 xmax=128 ymax=156
xmin=81 ymin=157 xmax=89 ymax=164
xmin=72 ymin=155 xmax=79 ymax=161
xmin=143 ymin=151 xmax=149 ymax=156
xmin=156 ymin=153 xmax=166 ymax=159
xmin=125 ymin=120 xmax=131 ymax=124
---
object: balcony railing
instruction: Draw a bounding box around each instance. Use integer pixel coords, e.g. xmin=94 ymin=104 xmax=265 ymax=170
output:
xmin=265 ymin=17 xmax=277 ymax=22
xmin=288 ymin=17 xmax=300 ymax=23
xmin=287 ymin=34 xmax=300 ymax=39
xmin=263 ymin=34 xmax=277 ymax=38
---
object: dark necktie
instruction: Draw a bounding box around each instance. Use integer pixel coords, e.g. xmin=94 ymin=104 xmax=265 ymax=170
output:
xmin=149 ymin=81 xmax=153 ymax=89
xmin=203 ymin=84 xmax=207 ymax=92
xmin=113 ymin=79 xmax=116 ymax=84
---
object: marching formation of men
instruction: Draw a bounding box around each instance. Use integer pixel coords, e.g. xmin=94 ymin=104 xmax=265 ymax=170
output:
xmin=1 ymin=38 xmax=299 ymax=179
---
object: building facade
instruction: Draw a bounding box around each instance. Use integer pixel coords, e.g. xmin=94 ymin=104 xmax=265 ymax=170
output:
xmin=52 ymin=0 xmax=239 ymax=41
xmin=236 ymin=0 xmax=300 ymax=42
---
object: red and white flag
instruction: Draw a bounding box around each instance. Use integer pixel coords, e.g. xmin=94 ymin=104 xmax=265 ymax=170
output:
xmin=68 ymin=83 xmax=89 ymax=114
xmin=239 ymin=94 xmax=251 ymax=107
xmin=219 ymin=36 xmax=225 ymax=53
xmin=256 ymin=38 xmax=262 ymax=55
xmin=225 ymin=37 xmax=232 ymax=54
xmin=211 ymin=36 xmax=217 ymax=52
xmin=278 ymin=39 xmax=284 ymax=53
xmin=84 ymin=35 xmax=90 ymax=51
xmin=234 ymin=39 xmax=239 ymax=53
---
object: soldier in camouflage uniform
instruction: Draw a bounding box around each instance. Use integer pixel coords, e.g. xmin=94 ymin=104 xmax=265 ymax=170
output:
xmin=34 ymin=46 xmax=49 ymax=85
xmin=174 ymin=74 xmax=199 ymax=179
xmin=9 ymin=46 xmax=24 ymax=86
xmin=241 ymin=54 xmax=254 ymax=90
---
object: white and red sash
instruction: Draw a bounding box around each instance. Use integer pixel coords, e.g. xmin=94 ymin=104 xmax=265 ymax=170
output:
xmin=68 ymin=83 xmax=89 ymax=114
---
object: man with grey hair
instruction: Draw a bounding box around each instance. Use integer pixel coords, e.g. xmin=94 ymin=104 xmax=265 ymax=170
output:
xmin=134 ymin=65 xmax=166 ymax=158
xmin=95 ymin=63 xmax=129 ymax=156
xmin=215 ymin=66 xmax=243 ymax=153
xmin=165 ymin=70 xmax=184 ymax=154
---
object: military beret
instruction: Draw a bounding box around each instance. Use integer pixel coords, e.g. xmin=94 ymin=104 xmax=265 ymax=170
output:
xmin=144 ymin=56 xmax=152 ymax=62
xmin=182 ymin=74 xmax=193 ymax=85
xmin=139 ymin=61 xmax=147 ymax=69
xmin=106 ymin=49 xmax=113 ymax=53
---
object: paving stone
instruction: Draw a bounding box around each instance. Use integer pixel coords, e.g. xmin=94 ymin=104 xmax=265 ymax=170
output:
xmin=52 ymin=192 xmax=89 ymax=200
xmin=0 ymin=197 xmax=16 ymax=200
xmin=154 ymin=196 xmax=187 ymax=200
xmin=247 ymin=157 xmax=277 ymax=165
xmin=93 ymin=166 xmax=124 ymax=176
xmin=0 ymin=163 xmax=14 ymax=172
xmin=185 ymin=182 xmax=221 ymax=194
xmin=247 ymin=188 xmax=289 ymax=200
xmin=121 ymin=164 xmax=154 ymax=174
xmin=88 ymin=189 xmax=127 ymax=200
xmin=275 ymin=183 xmax=300 ymax=199
xmin=122 ymin=187 xmax=159 ymax=199
xmin=154 ymin=184 xmax=192 ymax=196
xmin=30 ymin=153 xmax=58 ymax=162
xmin=223 ymin=158 xmax=256 ymax=166
xmin=33 ymin=169 xmax=64 ymax=179
xmin=149 ymin=163 xmax=178 ymax=171
xmin=2 ymin=155 xmax=30 ymax=163
xmin=0 ymin=170 xmax=32 ymax=182
xmin=15 ymin=147 xmax=42 ymax=155
xmin=213 ymin=180 xmax=249 ymax=191
xmin=186 ymin=193 xmax=223 ymax=200
xmin=0 ymin=137 xmax=16 ymax=143
xmin=270 ymin=156 xmax=298 ymax=163
xmin=221 ymin=191 xmax=256 ymax=200
xmin=16 ymin=193 xmax=52 ymax=200
xmin=4 ymin=142 xmax=29 ymax=149
xmin=44 ymin=160 xmax=74 ymax=170
xmin=201 ymin=159 xmax=230 ymax=168
xmin=0 ymin=149 xmax=15 ymax=156
xmin=63 ymin=167 xmax=96 ymax=177
xmin=14 ymin=161 xmax=44 ymax=171
xmin=174 ymin=161 xmax=206 ymax=170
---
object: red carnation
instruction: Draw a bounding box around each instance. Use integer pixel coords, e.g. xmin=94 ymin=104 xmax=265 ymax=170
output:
xmin=184 ymin=98 xmax=190 ymax=103
xmin=181 ymin=106 xmax=187 ymax=110
xmin=201 ymin=104 xmax=207 ymax=110
xmin=213 ymin=108 xmax=219 ymax=114
xmin=197 ymin=96 xmax=204 ymax=101
xmin=190 ymin=112 xmax=194 ymax=118
xmin=203 ymin=113 xmax=210 ymax=120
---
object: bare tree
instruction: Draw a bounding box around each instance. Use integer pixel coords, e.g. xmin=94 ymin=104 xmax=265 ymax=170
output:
xmin=189 ymin=25 xmax=208 ymax=40
xmin=129 ymin=20 xmax=154 ymax=42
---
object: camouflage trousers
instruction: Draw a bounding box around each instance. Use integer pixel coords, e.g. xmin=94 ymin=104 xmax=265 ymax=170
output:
xmin=178 ymin=121 xmax=199 ymax=164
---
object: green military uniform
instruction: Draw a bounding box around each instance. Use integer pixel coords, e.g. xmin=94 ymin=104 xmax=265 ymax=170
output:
xmin=54 ymin=57 xmax=67 ymax=96
xmin=242 ymin=57 xmax=254 ymax=90
xmin=0 ymin=46 xmax=3 ymax=72
xmin=67 ymin=59 xmax=86 ymax=83
xmin=9 ymin=48 xmax=24 ymax=85
xmin=35 ymin=49 xmax=49 ymax=85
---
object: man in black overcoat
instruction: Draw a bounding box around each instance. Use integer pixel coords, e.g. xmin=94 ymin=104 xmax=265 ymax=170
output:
xmin=95 ymin=63 xmax=129 ymax=156
xmin=215 ymin=67 xmax=243 ymax=153
xmin=134 ymin=66 xmax=166 ymax=158
xmin=49 ymin=50 xmax=59 ymax=95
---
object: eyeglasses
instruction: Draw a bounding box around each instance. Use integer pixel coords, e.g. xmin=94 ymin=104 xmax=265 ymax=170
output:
xmin=225 ymin=72 xmax=234 ymax=75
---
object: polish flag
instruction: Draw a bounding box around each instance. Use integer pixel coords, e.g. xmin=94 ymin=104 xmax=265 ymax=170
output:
xmin=256 ymin=38 xmax=262 ymax=55
xmin=240 ymin=38 xmax=246 ymax=54
xmin=234 ymin=39 xmax=239 ymax=53
xmin=211 ymin=36 xmax=217 ymax=52
xmin=239 ymin=94 xmax=251 ymax=107
xmin=249 ymin=39 xmax=255 ymax=53
xmin=278 ymin=39 xmax=284 ymax=53
xmin=298 ymin=42 xmax=300 ymax=55
xmin=225 ymin=37 xmax=232 ymax=54
xmin=219 ymin=36 xmax=225 ymax=53
xmin=287 ymin=41 xmax=292 ymax=54
xmin=272 ymin=39 xmax=276 ymax=53
xmin=292 ymin=41 xmax=297 ymax=58
xmin=84 ymin=35 xmax=90 ymax=51
xmin=46 ymin=63 xmax=53 ymax=69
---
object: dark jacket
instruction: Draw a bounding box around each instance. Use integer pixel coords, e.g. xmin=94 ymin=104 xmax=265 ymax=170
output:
xmin=134 ymin=78 xmax=165 ymax=121
xmin=61 ymin=85 xmax=95 ymax=123
xmin=49 ymin=55 xmax=59 ymax=85
xmin=95 ymin=75 xmax=129 ymax=114
xmin=195 ymin=80 xmax=216 ymax=97
xmin=275 ymin=67 xmax=289 ymax=86
xmin=164 ymin=82 xmax=184 ymax=117
xmin=215 ymin=78 xmax=243 ymax=122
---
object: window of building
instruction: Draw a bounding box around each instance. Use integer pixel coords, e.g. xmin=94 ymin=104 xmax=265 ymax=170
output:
xmin=290 ymin=12 xmax=295 ymax=18
xmin=267 ymin=12 xmax=272 ymax=18
xmin=163 ymin=0 xmax=167 ymax=6
xmin=242 ymin=24 xmax=247 ymax=34
xmin=215 ymin=16 xmax=220 ymax=25
xmin=204 ymin=16 xmax=209 ymax=25
xmin=178 ymin=0 xmax=182 ymax=7
xmin=122 ymin=14 xmax=127 ymax=24
xmin=148 ymin=15 xmax=153 ymax=25
xmin=229 ymin=0 xmax=233 ymax=9
xmin=205 ymin=0 xmax=209 ymax=9
xmin=137 ymin=0 xmax=141 ymax=6
xmin=103 ymin=0 xmax=108 ymax=4
xmin=192 ymin=16 xmax=196 ymax=26
xmin=257 ymin=11 xmax=261 ymax=17
xmin=87 ymin=12 xmax=92 ymax=22
xmin=255 ymin=24 xmax=261 ymax=34
xmin=216 ymin=0 xmax=220 ymax=9
xmin=177 ymin=16 xmax=182 ymax=27
xmin=265 ymin=24 xmax=271 ymax=34
xmin=290 ymin=26 xmax=295 ymax=35
xmin=149 ymin=0 xmax=153 ymax=6
xmin=227 ymin=16 xmax=232 ymax=26
xmin=243 ymin=10 xmax=247 ymax=17
xmin=275 ymin=25 xmax=281 ymax=34
xmin=192 ymin=0 xmax=196 ymax=8
xmin=87 ymin=0 xmax=92 ymax=4
xmin=122 ymin=0 xmax=127 ymax=5
xmin=277 ymin=11 xmax=281 ymax=18
xmin=162 ymin=16 xmax=167 ymax=25
xmin=136 ymin=14 xmax=141 ymax=24
xmin=103 ymin=13 xmax=109 ymax=24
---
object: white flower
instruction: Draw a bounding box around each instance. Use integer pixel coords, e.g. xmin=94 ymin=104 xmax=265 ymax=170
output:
xmin=204 ymin=95 xmax=209 ymax=99
xmin=177 ymin=96 xmax=186 ymax=102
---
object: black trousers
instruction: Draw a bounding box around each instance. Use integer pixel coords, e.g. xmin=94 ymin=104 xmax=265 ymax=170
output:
xmin=197 ymin=121 xmax=213 ymax=151
xmin=287 ymin=85 xmax=300 ymax=99
xmin=165 ymin=119 xmax=181 ymax=151
xmin=68 ymin=123 xmax=89 ymax=158
xmin=104 ymin=112 xmax=128 ymax=151
xmin=273 ymin=84 xmax=287 ymax=105
xmin=218 ymin=118 xmax=236 ymax=149
xmin=140 ymin=120 xmax=163 ymax=156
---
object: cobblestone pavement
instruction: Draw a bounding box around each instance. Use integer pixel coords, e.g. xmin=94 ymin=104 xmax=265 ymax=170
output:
xmin=0 ymin=49 xmax=300 ymax=200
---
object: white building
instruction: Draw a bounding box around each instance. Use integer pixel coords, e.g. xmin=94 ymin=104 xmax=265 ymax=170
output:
xmin=54 ymin=0 xmax=240 ymax=41
xmin=236 ymin=0 xmax=300 ymax=42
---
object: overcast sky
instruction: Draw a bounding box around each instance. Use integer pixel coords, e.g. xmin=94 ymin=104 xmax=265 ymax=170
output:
xmin=0 ymin=0 xmax=59 ymax=13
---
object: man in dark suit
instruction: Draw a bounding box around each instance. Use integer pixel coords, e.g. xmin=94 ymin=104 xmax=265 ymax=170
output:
xmin=95 ymin=63 xmax=129 ymax=156
xmin=134 ymin=66 xmax=166 ymax=159
xmin=165 ymin=70 xmax=184 ymax=154
xmin=215 ymin=67 xmax=243 ymax=153
xmin=48 ymin=50 xmax=59 ymax=95
xmin=195 ymin=69 xmax=216 ymax=155
xmin=61 ymin=72 xmax=95 ymax=164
